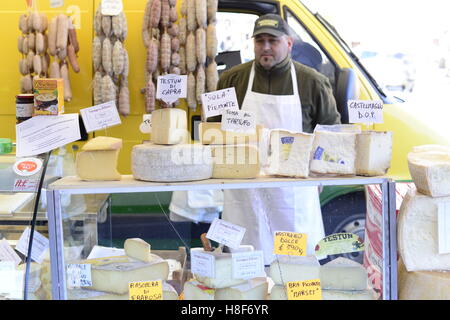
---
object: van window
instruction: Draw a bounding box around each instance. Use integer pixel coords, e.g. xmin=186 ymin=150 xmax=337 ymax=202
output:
xmin=216 ymin=12 xmax=258 ymax=63
xmin=285 ymin=10 xmax=336 ymax=86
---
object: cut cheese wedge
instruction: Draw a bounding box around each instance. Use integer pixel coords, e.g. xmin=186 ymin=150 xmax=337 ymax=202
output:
xmin=83 ymin=255 xmax=169 ymax=294
xmin=320 ymin=257 xmax=368 ymax=290
xmin=183 ymin=280 xmax=216 ymax=300
xmin=407 ymin=147 xmax=450 ymax=197
xmin=151 ymin=108 xmax=188 ymax=145
xmin=269 ymin=255 xmax=320 ymax=285
xmin=211 ymin=144 xmax=260 ymax=179
xmin=81 ymin=136 xmax=123 ymax=151
xmin=199 ymin=122 xmax=262 ymax=145
xmin=397 ymin=188 xmax=450 ymax=271
xmin=355 ymin=131 xmax=392 ymax=176
xmin=132 ymin=143 xmax=213 ymax=182
xmin=310 ymin=131 xmax=357 ymax=175
xmin=124 ymin=238 xmax=151 ymax=262
xmin=215 ymin=278 xmax=268 ymax=300
xmin=76 ymin=149 xmax=121 ymax=181
xmin=267 ymin=130 xmax=314 ymax=178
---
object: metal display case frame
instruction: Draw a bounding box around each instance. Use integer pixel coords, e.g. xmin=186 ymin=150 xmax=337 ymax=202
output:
xmin=46 ymin=175 xmax=397 ymax=300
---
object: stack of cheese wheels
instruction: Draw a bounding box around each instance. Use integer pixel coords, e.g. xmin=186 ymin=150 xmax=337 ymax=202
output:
xmin=183 ymin=246 xmax=269 ymax=300
xmin=398 ymin=145 xmax=450 ymax=299
xmin=198 ymin=122 xmax=261 ymax=179
xmin=75 ymin=136 xmax=123 ymax=181
xmin=309 ymin=125 xmax=393 ymax=177
xmin=132 ymin=108 xmax=213 ymax=182
xmin=269 ymin=256 xmax=377 ymax=300
xmin=67 ymin=238 xmax=178 ymax=300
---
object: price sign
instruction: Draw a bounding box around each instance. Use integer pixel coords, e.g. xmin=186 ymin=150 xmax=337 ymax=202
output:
xmin=191 ymin=250 xmax=215 ymax=278
xmin=286 ymin=279 xmax=322 ymax=300
xmin=348 ymin=100 xmax=383 ymax=124
xmin=221 ymin=109 xmax=256 ymax=133
xmin=80 ymin=100 xmax=122 ymax=133
xmin=273 ymin=231 xmax=307 ymax=256
xmin=232 ymin=251 xmax=265 ymax=280
xmin=129 ymin=280 xmax=162 ymax=300
xmin=67 ymin=264 xmax=92 ymax=288
xmin=315 ymin=232 xmax=364 ymax=257
xmin=101 ymin=0 xmax=123 ymax=16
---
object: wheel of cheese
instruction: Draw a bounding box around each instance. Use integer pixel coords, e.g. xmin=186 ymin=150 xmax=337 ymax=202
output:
xmin=132 ymin=143 xmax=213 ymax=182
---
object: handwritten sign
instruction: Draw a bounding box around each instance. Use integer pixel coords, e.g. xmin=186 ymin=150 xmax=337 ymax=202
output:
xmin=232 ymin=251 xmax=265 ymax=280
xmin=101 ymin=0 xmax=123 ymax=16
xmin=348 ymin=100 xmax=383 ymax=124
xmin=286 ymin=279 xmax=322 ymax=300
xmin=273 ymin=231 xmax=307 ymax=256
xmin=201 ymin=88 xmax=239 ymax=118
xmin=221 ymin=109 xmax=256 ymax=133
xmin=191 ymin=250 xmax=215 ymax=278
xmin=80 ymin=101 xmax=122 ymax=133
xmin=206 ymin=218 xmax=246 ymax=249
xmin=156 ymin=74 xmax=187 ymax=104
xmin=315 ymin=233 xmax=364 ymax=257
xmin=438 ymin=202 xmax=450 ymax=254
xmin=15 ymin=227 xmax=49 ymax=264
xmin=67 ymin=264 xmax=92 ymax=288
xmin=129 ymin=280 xmax=163 ymax=300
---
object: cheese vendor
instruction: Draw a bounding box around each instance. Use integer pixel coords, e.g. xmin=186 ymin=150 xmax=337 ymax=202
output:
xmin=207 ymin=14 xmax=341 ymax=264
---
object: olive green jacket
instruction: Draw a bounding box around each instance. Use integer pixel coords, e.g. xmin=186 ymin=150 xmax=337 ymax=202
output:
xmin=208 ymin=56 xmax=341 ymax=133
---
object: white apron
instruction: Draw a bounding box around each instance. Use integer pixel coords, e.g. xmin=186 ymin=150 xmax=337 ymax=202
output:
xmin=222 ymin=62 xmax=325 ymax=265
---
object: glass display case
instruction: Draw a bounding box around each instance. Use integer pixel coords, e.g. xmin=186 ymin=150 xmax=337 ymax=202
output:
xmin=46 ymin=175 xmax=397 ymax=300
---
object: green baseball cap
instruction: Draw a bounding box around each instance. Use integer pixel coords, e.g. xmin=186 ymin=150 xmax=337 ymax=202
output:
xmin=252 ymin=14 xmax=290 ymax=37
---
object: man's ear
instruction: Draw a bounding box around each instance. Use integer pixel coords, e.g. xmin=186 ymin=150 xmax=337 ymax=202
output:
xmin=286 ymin=36 xmax=294 ymax=52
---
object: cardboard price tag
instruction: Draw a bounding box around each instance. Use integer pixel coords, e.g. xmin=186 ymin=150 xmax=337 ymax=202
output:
xmin=156 ymin=74 xmax=187 ymax=104
xmin=315 ymin=232 xmax=364 ymax=257
xmin=101 ymin=0 xmax=123 ymax=16
xmin=80 ymin=101 xmax=122 ymax=133
xmin=201 ymin=88 xmax=239 ymax=118
xmin=348 ymin=100 xmax=383 ymax=124
xmin=273 ymin=231 xmax=307 ymax=256
xmin=129 ymin=280 xmax=163 ymax=300
xmin=286 ymin=279 xmax=322 ymax=300
xmin=221 ymin=109 xmax=256 ymax=133
xmin=206 ymin=218 xmax=246 ymax=249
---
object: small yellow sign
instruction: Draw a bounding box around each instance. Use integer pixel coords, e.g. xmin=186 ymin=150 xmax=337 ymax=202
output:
xmin=286 ymin=279 xmax=322 ymax=300
xmin=273 ymin=231 xmax=307 ymax=256
xmin=129 ymin=280 xmax=163 ymax=300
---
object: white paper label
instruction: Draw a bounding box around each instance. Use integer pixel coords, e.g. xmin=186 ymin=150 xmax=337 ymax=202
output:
xmin=206 ymin=218 xmax=246 ymax=249
xmin=139 ymin=114 xmax=152 ymax=134
xmin=438 ymin=202 xmax=450 ymax=254
xmin=0 ymin=261 xmax=23 ymax=299
xmin=101 ymin=0 xmax=123 ymax=16
xmin=0 ymin=239 xmax=22 ymax=266
xmin=67 ymin=264 xmax=92 ymax=288
xmin=50 ymin=0 xmax=64 ymax=8
xmin=191 ymin=250 xmax=215 ymax=278
xmin=13 ymin=178 xmax=39 ymax=192
xmin=156 ymin=74 xmax=187 ymax=104
xmin=15 ymin=114 xmax=81 ymax=157
xmin=348 ymin=100 xmax=383 ymax=124
xmin=80 ymin=101 xmax=122 ymax=133
xmin=15 ymin=228 xmax=49 ymax=264
xmin=232 ymin=251 xmax=265 ymax=280
xmin=201 ymin=88 xmax=239 ymax=118
xmin=221 ymin=109 xmax=256 ymax=134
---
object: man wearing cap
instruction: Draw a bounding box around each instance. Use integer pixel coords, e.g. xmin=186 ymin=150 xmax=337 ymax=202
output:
xmin=208 ymin=14 xmax=341 ymax=265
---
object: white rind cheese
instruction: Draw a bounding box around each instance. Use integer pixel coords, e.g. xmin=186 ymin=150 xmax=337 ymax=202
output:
xmin=319 ymin=257 xmax=368 ymax=290
xmin=84 ymin=255 xmax=169 ymax=294
xmin=124 ymin=238 xmax=151 ymax=262
xmin=407 ymin=148 xmax=450 ymax=197
xmin=397 ymin=188 xmax=450 ymax=271
xmin=132 ymin=143 xmax=213 ymax=182
xmin=211 ymin=144 xmax=260 ymax=179
xmin=266 ymin=130 xmax=314 ymax=178
xmin=310 ymin=131 xmax=357 ymax=175
xmin=269 ymin=255 xmax=320 ymax=285
xmin=199 ymin=122 xmax=262 ymax=145
xmin=76 ymin=149 xmax=121 ymax=181
xmin=355 ymin=131 xmax=392 ymax=176
xmin=151 ymin=108 xmax=188 ymax=145
xmin=183 ymin=280 xmax=216 ymax=300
